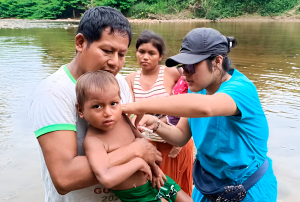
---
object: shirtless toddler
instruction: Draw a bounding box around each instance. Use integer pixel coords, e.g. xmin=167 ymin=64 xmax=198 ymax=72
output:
xmin=75 ymin=70 xmax=193 ymax=202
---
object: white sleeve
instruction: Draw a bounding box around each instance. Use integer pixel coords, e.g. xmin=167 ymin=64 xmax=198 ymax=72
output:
xmin=116 ymin=73 xmax=132 ymax=104
xmin=28 ymin=91 xmax=77 ymax=138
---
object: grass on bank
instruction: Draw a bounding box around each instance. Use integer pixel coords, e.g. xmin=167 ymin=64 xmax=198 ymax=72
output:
xmin=128 ymin=0 xmax=300 ymax=20
xmin=0 ymin=0 xmax=300 ymax=20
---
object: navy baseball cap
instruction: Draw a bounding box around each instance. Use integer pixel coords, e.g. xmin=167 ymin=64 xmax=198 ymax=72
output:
xmin=165 ymin=28 xmax=236 ymax=67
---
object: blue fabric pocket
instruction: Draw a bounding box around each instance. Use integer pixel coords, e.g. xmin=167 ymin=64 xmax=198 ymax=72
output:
xmin=192 ymin=159 xmax=268 ymax=202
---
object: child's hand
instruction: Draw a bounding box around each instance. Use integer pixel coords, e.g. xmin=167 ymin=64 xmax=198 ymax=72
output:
xmin=139 ymin=159 xmax=152 ymax=181
xmin=152 ymin=167 xmax=167 ymax=190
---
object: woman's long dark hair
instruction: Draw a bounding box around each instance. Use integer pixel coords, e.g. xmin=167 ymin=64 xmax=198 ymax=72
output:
xmin=136 ymin=30 xmax=165 ymax=57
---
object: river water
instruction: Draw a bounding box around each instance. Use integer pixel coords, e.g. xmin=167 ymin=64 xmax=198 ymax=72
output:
xmin=0 ymin=20 xmax=299 ymax=201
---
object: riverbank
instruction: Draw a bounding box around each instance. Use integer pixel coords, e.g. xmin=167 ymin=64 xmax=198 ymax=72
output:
xmin=1 ymin=12 xmax=300 ymax=29
xmin=0 ymin=19 xmax=80 ymax=29
xmin=0 ymin=18 xmax=210 ymax=29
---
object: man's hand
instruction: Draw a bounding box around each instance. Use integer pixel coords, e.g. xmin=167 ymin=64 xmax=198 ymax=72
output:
xmin=134 ymin=138 xmax=162 ymax=166
xmin=133 ymin=138 xmax=162 ymax=177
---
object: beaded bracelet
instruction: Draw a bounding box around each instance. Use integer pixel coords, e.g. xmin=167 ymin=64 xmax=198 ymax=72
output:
xmin=153 ymin=120 xmax=161 ymax=133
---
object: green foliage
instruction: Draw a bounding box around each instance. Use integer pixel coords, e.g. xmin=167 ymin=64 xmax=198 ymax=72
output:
xmin=129 ymin=2 xmax=157 ymax=18
xmin=206 ymin=9 xmax=221 ymax=20
xmin=0 ymin=0 xmax=88 ymax=19
xmin=93 ymin=0 xmax=137 ymax=12
xmin=242 ymin=0 xmax=259 ymax=13
xmin=260 ymin=0 xmax=298 ymax=16
xmin=0 ymin=0 xmax=299 ymax=19
xmin=296 ymin=5 xmax=300 ymax=15
xmin=198 ymin=0 xmax=243 ymax=19
xmin=196 ymin=0 xmax=300 ymax=19
xmin=166 ymin=0 xmax=190 ymax=13
xmin=194 ymin=8 xmax=206 ymax=18
xmin=128 ymin=0 xmax=191 ymax=19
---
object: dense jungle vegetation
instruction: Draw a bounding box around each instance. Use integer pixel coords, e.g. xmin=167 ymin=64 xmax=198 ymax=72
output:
xmin=0 ymin=0 xmax=300 ymax=20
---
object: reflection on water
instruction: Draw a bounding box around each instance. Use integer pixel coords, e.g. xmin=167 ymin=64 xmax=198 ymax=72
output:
xmin=0 ymin=21 xmax=299 ymax=201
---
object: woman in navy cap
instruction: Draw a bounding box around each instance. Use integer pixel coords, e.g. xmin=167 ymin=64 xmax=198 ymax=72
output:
xmin=122 ymin=27 xmax=277 ymax=202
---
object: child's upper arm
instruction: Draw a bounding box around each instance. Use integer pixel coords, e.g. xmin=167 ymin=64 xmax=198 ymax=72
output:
xmin=84 ymin=132 xmax=110 ymax=174
xmin=123 ymin=114 xmax=145 ymax=139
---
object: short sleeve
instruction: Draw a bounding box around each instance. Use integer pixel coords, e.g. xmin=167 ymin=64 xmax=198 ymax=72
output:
xmin=116 ymin=73 xmax=132 ymax=104
xmin=28 ymin=90 xmax=77 ymax=138
xmin=217 ymin=80 xmax=259 ymax=120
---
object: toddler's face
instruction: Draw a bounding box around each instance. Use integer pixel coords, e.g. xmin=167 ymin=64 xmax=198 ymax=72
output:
xmin=81 ymin=85 xmax=121 ymax=131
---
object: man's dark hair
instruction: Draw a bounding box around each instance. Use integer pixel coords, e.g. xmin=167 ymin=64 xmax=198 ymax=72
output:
xmin=77 ymin=6 xmax=132 ymax=47
xmin=136 ymin=29 xmax=165 ymax=56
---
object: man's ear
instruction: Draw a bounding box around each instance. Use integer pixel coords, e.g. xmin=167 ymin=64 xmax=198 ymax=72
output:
xmin=75 ymin=33 xmax=86 ymax=53
xmin=76 ymin=103 xmax=84 ymax=118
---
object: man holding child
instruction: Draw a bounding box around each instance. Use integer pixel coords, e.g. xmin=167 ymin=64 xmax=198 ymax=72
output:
xmin=28 ymin=6 xmax=163 ymax=202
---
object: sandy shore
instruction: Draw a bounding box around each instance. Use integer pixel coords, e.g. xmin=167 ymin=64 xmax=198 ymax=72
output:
xmin=218 ymin=15 xmax=300 ymax=22
xmin=1 ymin=14 xmax=300 ymax=29
xmin=0 ymin=19 xmax=80 ymax=29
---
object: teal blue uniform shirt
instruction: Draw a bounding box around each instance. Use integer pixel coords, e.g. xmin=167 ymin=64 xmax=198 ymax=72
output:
xmin=189 ymin=69 xmax=277 ymax=201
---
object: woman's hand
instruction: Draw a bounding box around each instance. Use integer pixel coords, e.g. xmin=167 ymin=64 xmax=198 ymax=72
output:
xmin=137 ymin=115 xmax=159 ymax=132
xmin=122 ymin=102 xmax=145 ymax=127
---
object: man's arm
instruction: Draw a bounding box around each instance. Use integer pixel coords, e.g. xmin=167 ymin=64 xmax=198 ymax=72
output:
xmin=38 ymin=130 xmax=161 ymax=195
xmin=38 ymin=130 xmax=97 ymax=195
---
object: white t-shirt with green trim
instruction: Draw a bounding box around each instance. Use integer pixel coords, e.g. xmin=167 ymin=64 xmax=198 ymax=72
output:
xmin=28 ymin=65 xmax=132 ymax=202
